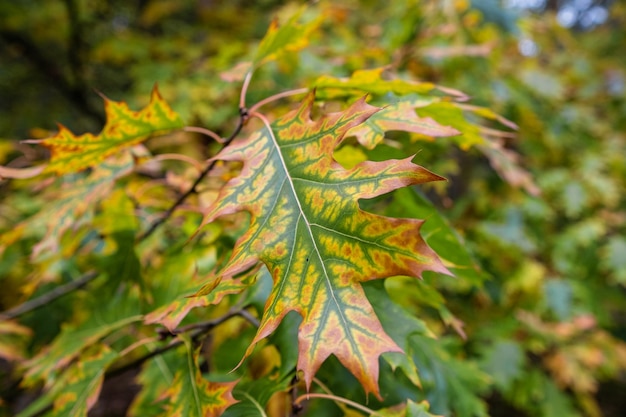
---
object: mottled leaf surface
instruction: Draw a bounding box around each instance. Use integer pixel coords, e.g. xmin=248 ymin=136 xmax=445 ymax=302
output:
xmin=32 ymin=151 xmax=135 ymax=257
xmin=313 ymin=68 xmax=467 ymax=100
xmin=202 ymin=93 xmax=448 ymax=397
xmin=145 ymin=272 xmax=252 ymax=331
xmin=29 ymin=86 xmax=182 ymax=175
xmin=347 ymin=97 xmax=460 ymax=149
xmin=22 ymin=315 xmax=141 ymax=388
xmin=161 ymin=336 xmax=238 ymax=417
xmin=52 ymin=344 xmax=118 ymax=417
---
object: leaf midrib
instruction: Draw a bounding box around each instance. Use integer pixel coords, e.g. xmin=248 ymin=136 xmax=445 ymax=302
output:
xmin=264 ymin=124 xmax=349 ymax=329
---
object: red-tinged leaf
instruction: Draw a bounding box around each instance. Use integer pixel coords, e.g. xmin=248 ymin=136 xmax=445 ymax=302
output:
xmin=347 ymin=97 xmax=461 ymax=149
xmin=22 ymin=315 xmax=142 ymax=388
xmin=52 ymin=344 xmax=119 ymax=417
xmin=30 ymin=151 xmax=135 ymax=258
xmin=128 ymin=344 xmax=189 ymax=417
xmin=313 ymin=67 xmax=468 ymax=100
xmin=26 ymin=86 xmax=183 ymax=175
xmin=479 ymin=140 xmax=540 ymax=196
xmin=161 ymin=335 xmax=238 ymax=417
xmin=144 ymin=272 xmax=253 ymax=331
xmin=201 ymin=93 xmax=449 ymax=398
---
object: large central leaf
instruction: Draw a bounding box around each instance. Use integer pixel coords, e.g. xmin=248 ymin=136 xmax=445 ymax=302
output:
xmin=202 ymin=93 xmax=449 ymax=397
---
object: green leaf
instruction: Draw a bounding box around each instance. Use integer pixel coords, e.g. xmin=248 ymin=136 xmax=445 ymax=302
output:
xmin=409 ymin=336 xmax=489 ymax=417
xmin=161 ymin=335 xmax=238 ymax=417
xmin=313 ymin=68 xmax=466 ymax=100
xmin=366 ymin=282 xmax=433 ymax=388
xmin=31 ymin=151 xmax=135 ymax=258
xmin=128 ymin=346 xmax=188 ymax=417
xmin=478 ymin=340 xmax=524 ymax=391
xmin=27 ymin=86 xmax=183 ymax=175
xmin=0 ymin=319 xmax=32 ymax=361
xmin=253 ymin=8 xmax=321 ymax=68
xmin=144 ymin=271 xmax=254 ymax=331
xmin=378 ymin=399 xmax=444 ymax=417
xmin=603 ymin=236 xmax=626 ymax=285
xmin=51 ymin=344 xmax=119 ymax=417
xmin=386 ymin=188 xmax=485 ymax=287
xmin=201 ymin=93 xmax=449 ymax=398
xmin=22 ymin=315 xmax=142 ymax=388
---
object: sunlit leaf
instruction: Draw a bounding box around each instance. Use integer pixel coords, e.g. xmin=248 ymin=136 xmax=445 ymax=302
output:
xmin=201 ymin=92 xmax=448 ymax=397
xmin=27 ymin=86 xmax=183 ymax=175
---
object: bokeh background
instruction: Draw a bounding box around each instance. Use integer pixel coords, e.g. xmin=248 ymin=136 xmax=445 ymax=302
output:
xmin=1 ymin=1 xmax=625 ymax=416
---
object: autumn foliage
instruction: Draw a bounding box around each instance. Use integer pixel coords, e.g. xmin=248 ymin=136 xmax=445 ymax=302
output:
xmin=1 ymin=2 xmax=625 ymax=417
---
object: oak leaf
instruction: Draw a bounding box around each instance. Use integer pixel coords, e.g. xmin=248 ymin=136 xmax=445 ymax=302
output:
xmin=26 ymin=86 xmax=182 ymax=175
xmin=200 ymin=93 xmax=449 ymax=398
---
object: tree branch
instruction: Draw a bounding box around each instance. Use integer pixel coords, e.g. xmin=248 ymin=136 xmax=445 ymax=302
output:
xmin=107 ymin=307 xmax=256 ymax=378
xmin=0 ymin=271 xmax=99 ymax=320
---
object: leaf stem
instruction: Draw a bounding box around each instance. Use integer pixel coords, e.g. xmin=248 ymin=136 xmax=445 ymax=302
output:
xmin=0 ymin=271 xmax=98 ymax=320
xmin=240 ymin=70 xmax=254 ymax=109
xmin=183 ymin=126 xmax=225 ymax=143
xmin=293 ymin=393 xmax=382 ymax=416
xmin=237 ymin=391 xmax=269 ymax=417
xmin=249 ymin=88 xmax=309 ymax=114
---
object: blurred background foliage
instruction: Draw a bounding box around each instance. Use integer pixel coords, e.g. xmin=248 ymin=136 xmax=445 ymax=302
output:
xmin=1 ymin=0 xmax=625 ymax=416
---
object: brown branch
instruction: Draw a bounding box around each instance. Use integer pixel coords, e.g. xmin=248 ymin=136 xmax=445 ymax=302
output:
xmin=0 ymin=271 xmax=99 ymax=320
xmin=107 ymin=307 xmax=256 ymax=378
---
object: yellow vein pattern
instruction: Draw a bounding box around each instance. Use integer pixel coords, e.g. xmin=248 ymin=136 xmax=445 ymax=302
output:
xmin=201 ymin=93 xmax=449 ymax=398
xmin=32 ymin=86 xmax=183 ymax=175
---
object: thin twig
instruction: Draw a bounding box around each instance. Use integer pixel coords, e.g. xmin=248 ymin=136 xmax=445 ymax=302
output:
xmin=183 ymin=126 xmax=225 ymax=143
xmin=240 ymin=71 xmax=254 ymax=109
xmin=107 ymin=308 xmax=256 ymax=378
xmin=290 ymin=374 xmax=303 ymax=416
xmin=293 ymin=393 xmax=382 ymax=416
xmin=236 ymin=308 xmax=261 ymax=327
xmin=159 ymin=308 xmax=241 ymax=336
xmin=0 ymin=271 xmax=98 ymax=320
